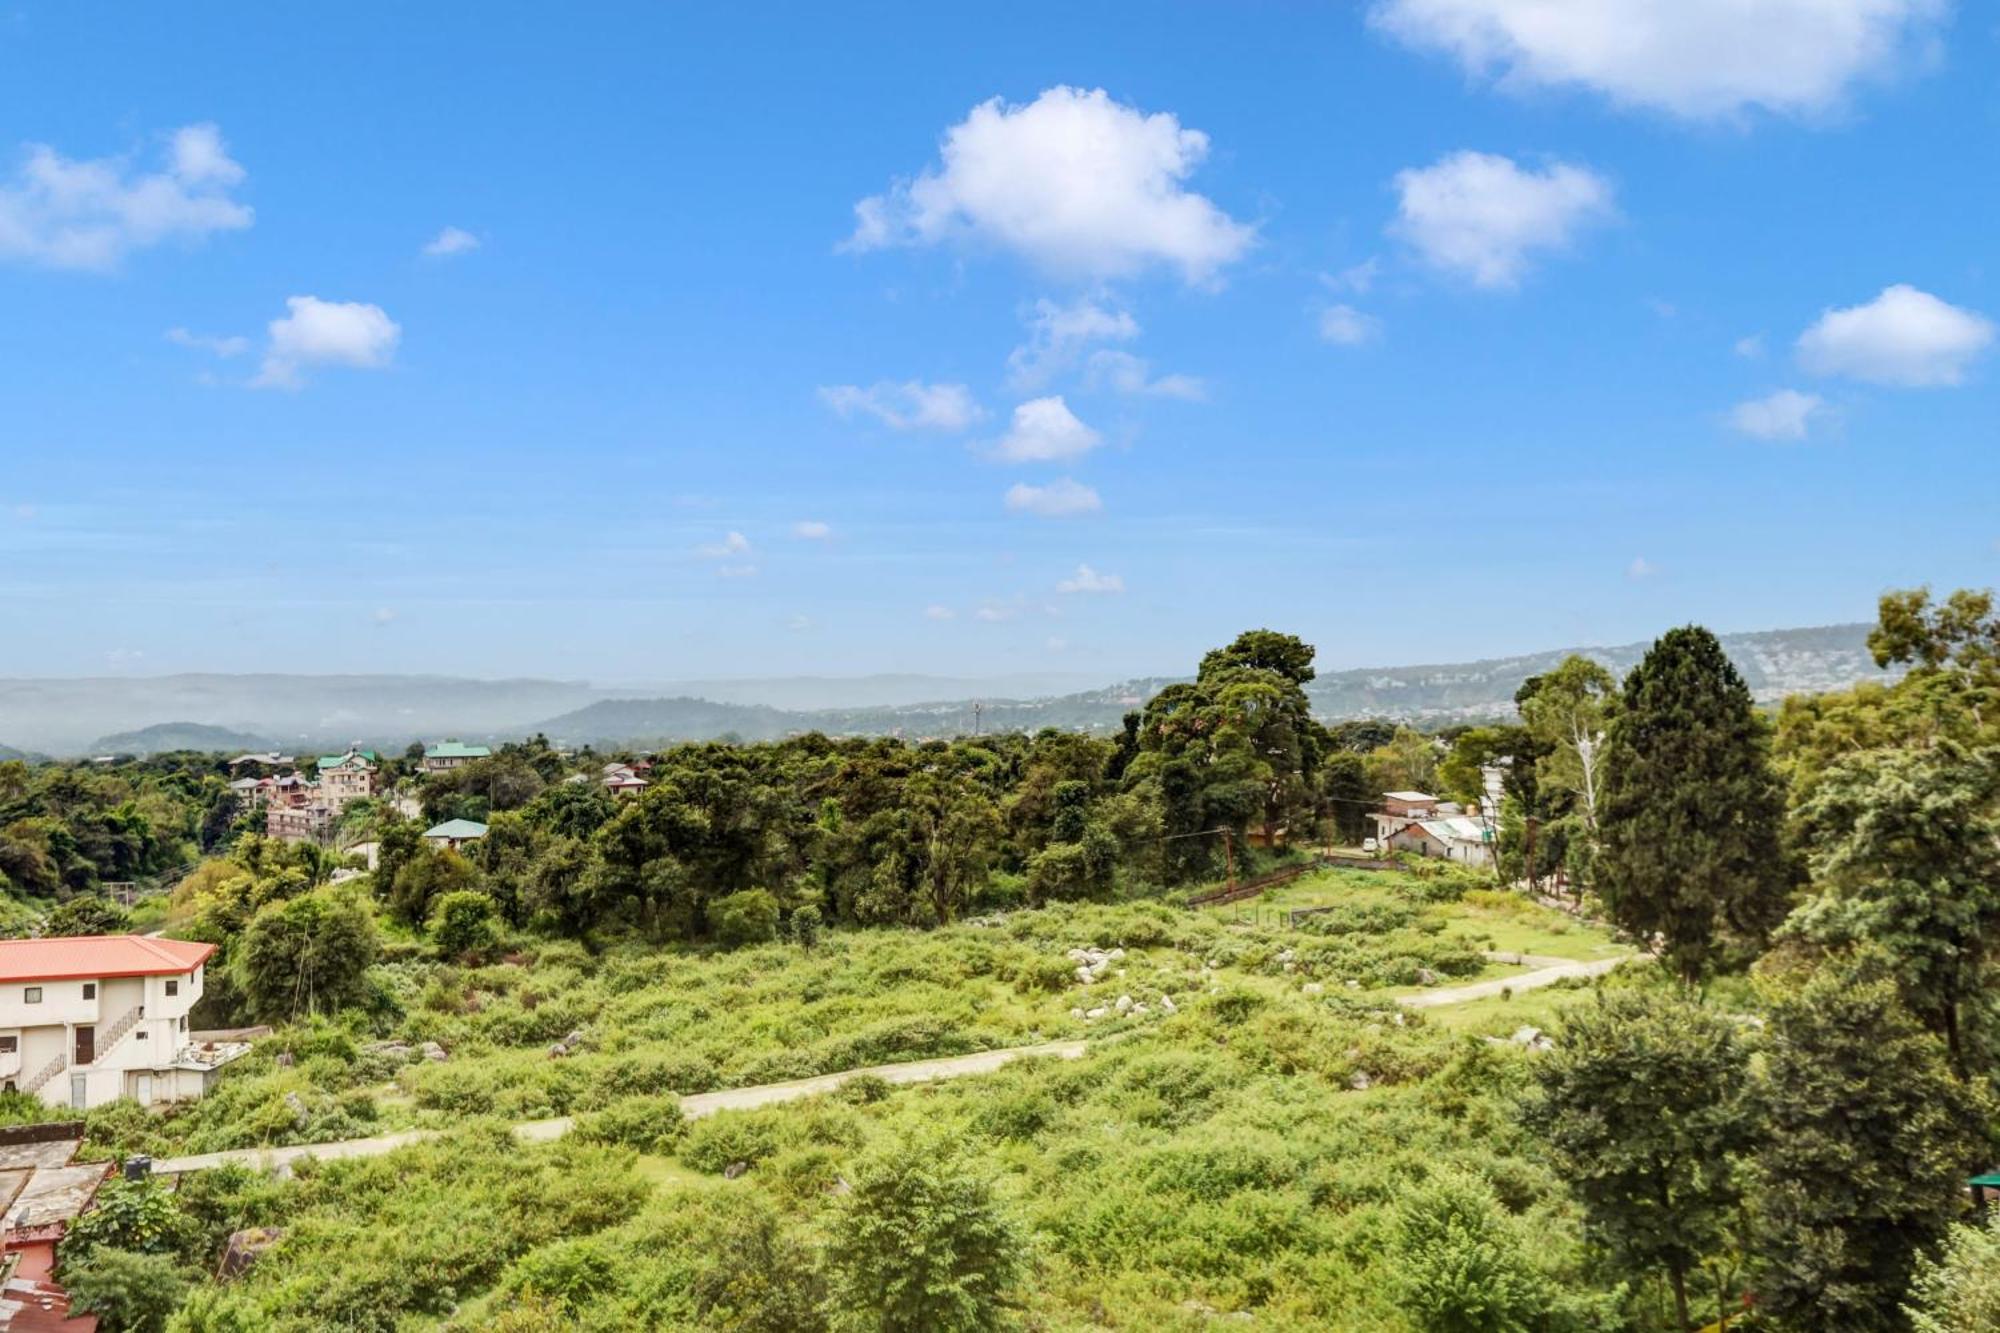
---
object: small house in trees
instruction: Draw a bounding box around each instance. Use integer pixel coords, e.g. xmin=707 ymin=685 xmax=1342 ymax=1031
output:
xmin=602 ymin=763 xmax=650 ymax=798
xmin=421 ymin=740 xmax=491 ymax=773
xmin=423 ymin=818 xmax=489 ymax=851
xmin=1370 ymin=792 xmax=1496 ymax=868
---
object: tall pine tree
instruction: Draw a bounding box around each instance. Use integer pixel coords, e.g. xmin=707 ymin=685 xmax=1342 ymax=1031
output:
xmin=1597 ymin=626 xmax=1792 ymax=984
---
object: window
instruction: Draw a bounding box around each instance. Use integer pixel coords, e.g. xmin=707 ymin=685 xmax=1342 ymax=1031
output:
xmin=0 ymin=1037 xmax=16 ymax=1054
xmin=179 ymin=1016 xmax=188 ymax=1032
xmin=82 ymin=983 xmax=95 ymax=1000
xmin=135 ymin=1031 xmax=147 ymax=1041
xmin=165 ymin=979 xmax=179 ymax=997
xmin=24 ymin=988 xmax=40 ymax=1004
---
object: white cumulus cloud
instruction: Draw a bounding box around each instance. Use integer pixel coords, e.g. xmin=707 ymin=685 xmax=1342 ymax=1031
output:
xmin=423 ymin=226 xmax=480 ymax=257
xmin=1795 ymin=284 xmax=1994 ymax=387
xmin=1004 ymin=478 xmax=1102 ymax=518
xmin=0 ymin=122 xmax=252 ymax=270
xmin=1626 ymin=556 xmax=1659 ymax=580
xmin=924 ymin=604 xmax=957 ymax=621
xmin=1319 ymin=304 xmax=1382 ymax=345
xmin=846 ymin=86 xmax=1255 ymax=285
xmin=992 ymin=396 xmax=1103 ymax=463
xmin=1729 ymin=389 xmax=1827 ymax=441
xmin=792 ymin=520 xmax=833 ymax=540
xmin=819 ymin=380 xmax=983 ymax=432
xmin=1057 ymin=564 xmax=1125 ymax=594
xmin=253 ymin=296 xmax=400 ymax=390
xmin=1369 ymin=0 xmax=1947 ymax=120
xmin=1007 ymin=297 xmax=1139 ymax=388
xmin=1391 ymin=151 xmax=1614 ymax=288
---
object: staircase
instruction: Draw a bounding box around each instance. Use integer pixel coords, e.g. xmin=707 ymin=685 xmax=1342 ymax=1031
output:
xmin=21 ymin=1051 xmax=66 ymax=1097
xmin=93 ymin=1004 xmax=145 ymax=1062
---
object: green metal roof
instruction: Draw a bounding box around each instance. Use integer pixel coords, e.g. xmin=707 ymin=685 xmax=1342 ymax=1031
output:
xmin=426 ymin=741 xmax=491 ymax=759
xmin=424 ymin=819 xmax=489 ymax=840
xmin=1968 ymin=1173 xmax=2000 ymax=1187
xmin=317 ymin=749 xmax=378 ymax=768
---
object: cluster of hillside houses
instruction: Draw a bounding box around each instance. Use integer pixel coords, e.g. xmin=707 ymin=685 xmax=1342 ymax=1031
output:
xmin=230 ymin=744 xmax=657 ymax=858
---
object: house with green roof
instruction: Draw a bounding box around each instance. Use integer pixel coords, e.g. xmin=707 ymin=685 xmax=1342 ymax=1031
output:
xmin=423 ymin=818 xmax=489 ymax=850
xmin=315 ymin=748 xmax=378 ymax=811
xmin=421 ymin=740 xmax=492 ymax=774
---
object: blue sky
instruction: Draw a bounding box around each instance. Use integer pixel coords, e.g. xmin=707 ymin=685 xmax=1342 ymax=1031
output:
xmin=1 ymin=2 xmax=1995 ymax=684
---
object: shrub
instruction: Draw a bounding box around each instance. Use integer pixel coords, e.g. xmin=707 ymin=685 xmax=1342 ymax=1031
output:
xmin=571 ymin=1094 xmax=684 ymax=1155
xmin=62 ymin=1179 xmax=187 ymax=1262
xmin=1907 ymin=1212 xmax=2000 ymax=1333
xmin=692 ymin=1194 xmax=829 ymax=1333
xmin=825 ymin=1135 xmax=1027 ymax=1333
xmin=710 ymin=890 xmax=781 ymax=949
xmin=790 ymin=903 xmax=823 ymax=948
xmin=430 ymin=889 xmax=500 ymax=959
xmin=61 ymin=1246 xmax=189 ymax=1333
xmin=681 ymin=1113 xmax=785 ymax=1175
xmin=502 ymin=1237 xmax=620 ymax=1312
xmin=46 ymin=896 xmax=132 ymax=938
xmin=1390 ymin=1169 xmax=1550 ymax=1333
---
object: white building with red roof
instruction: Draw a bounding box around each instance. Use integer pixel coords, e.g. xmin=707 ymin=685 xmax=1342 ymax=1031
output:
xmin=0 ymin=936 xmax=238 ymax=1112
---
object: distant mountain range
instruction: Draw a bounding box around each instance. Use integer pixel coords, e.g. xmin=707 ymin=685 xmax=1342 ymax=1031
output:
xmin=0 ymin=624 xmax=1896 ymax=756
xmin=531 ymin=623 xmax=1898 ymax=746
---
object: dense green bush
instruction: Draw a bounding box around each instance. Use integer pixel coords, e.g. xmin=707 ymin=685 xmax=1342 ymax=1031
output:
xmin=572 ymin=1094 xmax=684 ymax=1154
xmin=60 ymin=1247 xmax=188 ymax=1333
xmin=430 ymin=888 xmax=500 ymax=958
xmin=709 ymin=889 xmax=781 ymax=948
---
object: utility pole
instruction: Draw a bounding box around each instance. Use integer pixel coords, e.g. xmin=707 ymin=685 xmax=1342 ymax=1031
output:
xmin=1221 ymin=828 xmax=1235 ymax=891
xmin=972 ymin=701 xmax=983 ymax=737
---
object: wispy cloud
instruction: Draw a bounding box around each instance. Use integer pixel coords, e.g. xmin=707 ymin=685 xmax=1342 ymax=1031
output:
xmin=423 ymin=226 xmax=480 ymax=257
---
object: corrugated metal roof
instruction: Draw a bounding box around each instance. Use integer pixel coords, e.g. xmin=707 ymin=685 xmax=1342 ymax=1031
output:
xmin=1383 ymin=791 xmax=1436 ymax=802
xmin=426 ymin=742 xmax=491 ymax=759
xmin=423 ymin=819 xmax=489 ymax=839
xmin=0 ymin=935 xmax=212 ymax=984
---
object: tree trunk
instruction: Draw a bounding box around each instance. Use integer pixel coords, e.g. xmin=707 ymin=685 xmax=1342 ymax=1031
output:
xmin=1668 ymin=1264 xmax=1691 ymax=1331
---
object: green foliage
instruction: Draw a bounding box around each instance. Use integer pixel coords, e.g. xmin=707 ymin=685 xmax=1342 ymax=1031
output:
xmin=791 ymin=902 xmax=823 ymax=948
xmin=690 ymin=1193 xmax=829 ymax=1333
xmin=429 ymin=887 xmax=500 ymax=959
xmin=824 ymin=1137 xmax=1027 ymax=1333
xmin=46 ymin=894 xmax=132 ymax=936
xmin=1786 ymin=742 xmax=2000 ymax=1072
xmin=1597 ymin=626 xmax=1793 ymax=983
xmin=1905 ymin=1213 xmax=2000 ymax=1333
xmin=63 ymin=1178 xmax=188 ymax=1261
xmin=571 ymin=1093 xmax=684 ymax=1155
xmin=1751 ymin=961 xmax=1990 ymax=1332
xmin=389 ymin=844 xmax=481 ymax=930
xmin=61 ymin=1246 xmax=189 ymax=1333
xmin=233 ymin=886 xmax=379 ymax=1023
xmin=1390 ymin=1169 xmax=1549 ymax=1333
xmin=710 ymin=888 xmax=781 ymax=948
xmin=1522 ymin=989 xmax=1756 ymax=1329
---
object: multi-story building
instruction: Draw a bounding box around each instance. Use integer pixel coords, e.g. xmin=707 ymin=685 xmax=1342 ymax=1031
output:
xmin=0 ymin=935 xmax=247 ymax=1110
xmin=316 ymin=749 xmax=378 ymax=811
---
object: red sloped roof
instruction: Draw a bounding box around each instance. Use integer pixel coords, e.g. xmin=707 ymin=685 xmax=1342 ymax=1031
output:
xmin=0 ymin=936 xmax=213 ymax=984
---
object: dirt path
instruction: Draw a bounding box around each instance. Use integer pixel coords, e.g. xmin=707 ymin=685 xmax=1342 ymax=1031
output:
xmin=152 ymin=1040 xmax=1089 ymax=1173
xmin=1398 ymin=954 xmax=1634 ymax=1009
